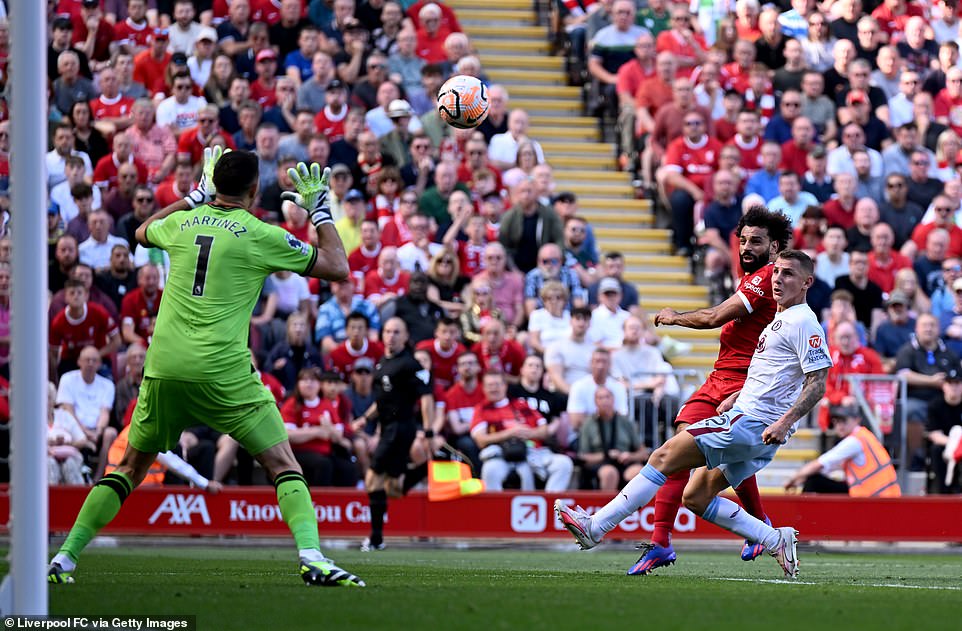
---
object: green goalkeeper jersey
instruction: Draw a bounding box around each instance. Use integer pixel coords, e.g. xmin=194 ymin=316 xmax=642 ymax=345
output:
xmin=144 ymin=203 xmax=317 ymax=382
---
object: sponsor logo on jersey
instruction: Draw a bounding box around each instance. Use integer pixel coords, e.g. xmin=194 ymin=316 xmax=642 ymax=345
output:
xmin=285 ymin=232 xmax=309 ymax=255
xmin=807 ymin=347 xmax=829 ymax=363
xmin=751 ymin=275 xmax=762 ymax=285
xmin=744 ymin=283 xmax=765 ymax=297
xmin=809 ymin=335 xmax=823 ymax=349
xmin=756 ymin=335 xmax=766 ymax=353
xmin=772 ymin=320 xmax=782 ymax=331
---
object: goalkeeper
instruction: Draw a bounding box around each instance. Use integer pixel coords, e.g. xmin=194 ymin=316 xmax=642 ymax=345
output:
xmin=48 ymin=149 xmax=366 ymax=588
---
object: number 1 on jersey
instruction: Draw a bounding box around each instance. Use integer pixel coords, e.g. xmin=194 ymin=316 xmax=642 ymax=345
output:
xmin=192 ymin=234 xmax=214 ymax=296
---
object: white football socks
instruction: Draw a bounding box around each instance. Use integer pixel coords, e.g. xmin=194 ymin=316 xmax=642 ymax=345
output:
xmin=702 ymin=496 xmax=780 ymax=550
xmin=51 ymin=552 xmax=76 ymax=572
xmin=299 ymin=548 xmax=326 ymax=563
xmin=589 ymin=464 xmax=667 ymax=541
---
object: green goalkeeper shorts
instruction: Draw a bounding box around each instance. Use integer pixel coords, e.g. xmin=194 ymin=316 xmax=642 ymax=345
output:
xmin=128 ymin=373 xmax=288 ymax=456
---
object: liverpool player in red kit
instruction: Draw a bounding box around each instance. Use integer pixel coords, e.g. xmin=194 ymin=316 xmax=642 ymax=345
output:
xmin=628 ymin=206 xmax=792 ymax=575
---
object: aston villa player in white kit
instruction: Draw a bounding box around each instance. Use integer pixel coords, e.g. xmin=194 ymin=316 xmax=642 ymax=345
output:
xmin=557 ymin=251 xmax=832 ymax=579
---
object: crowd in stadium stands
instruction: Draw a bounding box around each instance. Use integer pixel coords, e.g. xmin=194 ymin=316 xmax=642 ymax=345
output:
xmin=0 ymin=0 xmax=958 ymax=494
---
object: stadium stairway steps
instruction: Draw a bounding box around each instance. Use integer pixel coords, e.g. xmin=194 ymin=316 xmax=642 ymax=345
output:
xmin=454 ymin=0 xmax=714 ymax=371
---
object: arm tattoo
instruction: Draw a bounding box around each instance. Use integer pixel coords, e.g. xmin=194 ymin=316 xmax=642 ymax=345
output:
xmin=783 ymin=368 xmax=828 ymax=424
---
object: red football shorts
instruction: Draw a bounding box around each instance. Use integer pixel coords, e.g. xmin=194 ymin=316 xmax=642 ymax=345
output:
xmin=674 ymin=369 xmax=748 ymax=426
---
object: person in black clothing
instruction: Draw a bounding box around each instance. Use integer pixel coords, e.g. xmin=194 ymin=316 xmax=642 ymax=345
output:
xmin=834 ymin=250 xmax=884 ymax=329
xmin=266 ymin=312 xmax=324 ymax=393
xmin=926 ymin=369 xmax=962 ymax=493
xmin=94 ymin=243 xmax=137 ymax=311
xmin=381 ymin=272 xmax=444 ymax=344
xmin=508 ymin=354 xmax=567 ymax=439
xmin=357 ymin=317 xmax=435 ymax=550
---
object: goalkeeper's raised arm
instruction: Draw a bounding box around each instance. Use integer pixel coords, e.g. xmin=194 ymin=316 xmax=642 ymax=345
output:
xmin=283 ymin=162 xmax=349 ymax=282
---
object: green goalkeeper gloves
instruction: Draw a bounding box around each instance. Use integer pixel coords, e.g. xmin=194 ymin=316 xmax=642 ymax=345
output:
xmin=185 ymin=146 xmax=229 ymax=208
xmin=281 ymin=162 xmax=333 ymax=227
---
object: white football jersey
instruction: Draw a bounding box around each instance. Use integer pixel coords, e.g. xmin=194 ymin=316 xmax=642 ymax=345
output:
xmin=733 ymin=302 xmax=833 ymax=425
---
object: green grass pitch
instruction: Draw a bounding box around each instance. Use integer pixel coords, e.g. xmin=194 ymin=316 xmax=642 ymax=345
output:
xmin=47 ymin=545 xmax=962 ymax=631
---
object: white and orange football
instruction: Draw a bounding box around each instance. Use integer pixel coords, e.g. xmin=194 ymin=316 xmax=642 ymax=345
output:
xmin=437 ymin=75 xmax=490 ymax=130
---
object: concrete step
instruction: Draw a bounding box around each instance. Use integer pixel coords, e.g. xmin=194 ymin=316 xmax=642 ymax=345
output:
xmin=578 ymin=198 xmax=650 ymax=211
xmin=623 ymin=254 xmax=689 ymax=267
xmin=466 ymin=24 xmax=546 ymax=38
xmin=530 ymin=126 xmax=601 ymax=141
xmin=566 ymin=183 xmax=635 ymax=197
xmin=581 ymin=211 xmax=651 ymax=226
xmin=594 ymin=227 xmax=664 ymax=240
xmin=540 ymin=140 xmax=614 ymax=155
xmin=530 ymin=115 xmax=600 ymax=127
xmin=460 ymin=10 xmax=536 ymax=24
xmin=502 ymin=84 xmax=582 ymax=99
xmin=667 ymin=355 xmax=717 ymax=370
xmin=598 ymin=240 xmax=670 ymax=254
xmin=547 ymin=154 xmax=616 ymax=169
xmin=623 ymin=270 xmax=693 ymax=284
xmin=651 ymin=326 xmax=719 ymax=340
xmin=640 ymin=296 xmax=706 ymax=311
xmin=638 ymin=284 xmax=708 ymax=298
xmin=449 ymin=0 xmax=531 ymax=8
xmin=471 ymin=38 xmax=549 ymax=54
xmin=488 ymin=69 xmax=567 ymax=86
xmin=483 ymin=55 xmax=565 ymax=70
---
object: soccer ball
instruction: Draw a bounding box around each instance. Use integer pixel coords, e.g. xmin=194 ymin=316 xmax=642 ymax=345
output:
xmin=437 ymin=75 xmax=490 ymax=129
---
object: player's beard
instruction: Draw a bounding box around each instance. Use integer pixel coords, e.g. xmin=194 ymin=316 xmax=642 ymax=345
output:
xmin=740 ymin=248 xmax=770 ymax=274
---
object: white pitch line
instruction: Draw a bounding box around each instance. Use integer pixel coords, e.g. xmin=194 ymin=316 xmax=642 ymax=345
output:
xmin=710 ymin=577 xmax=962 ymax=591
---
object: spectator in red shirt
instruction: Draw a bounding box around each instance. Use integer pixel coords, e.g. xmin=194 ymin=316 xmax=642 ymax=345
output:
xmin=470 ymin=317 xmax=525 ymax=382
xmin=251 ymin=48 xmax=280 ymax=108
xmin=111 ymin=0 xmax=152 ymax=53
xmin=348 ymin=220 xmax=383 ymax=287
xmin=871 ymin=0 xmax=926 ymax=43
xmin=822 ymin=172 xmax=858 ymax=229
xmin=659 ymin=110 xmax=721 ymax=255
xmin=328 ymin=312 xmax=385 ymax=379
xmin=154 ymin=160 xmax=194 ymax=209
xmin=911 ymin=194 xmax=962 ymax=257
xmin=72 ymin=0 xmax=115 ymax=64
xmin=415 ymin=316 xmax=467 ymax=389
xmin=120 ymin=264 xmax=162 ymax=347
xmin=93 ymin=132 xmax=148 ymax=191
xmin=720 ymin=39 xmax=755 ymax=93
xmin=89 ymin=67 xmax=134 ymax=131
xmin=780 ymin=116 xmax=817 ymax=175
xmin=442 ymin=350 xmax=484 ymax=468
xmin=49 ymin=279 xmax=121 ymax=377
xmin=726 ymin=109 xmax=764 ymax=178
xmin=655 ymin=5 xmax=707 ymax=77
xmin=415 ymin=3 xmax=451 ymax=64
xmin=407 ymin=0 xmax=462 ymax=33
xmin=312 ymin=79 xmax=349 ymax=141
xmin=176 ymin=105 xmax=238 ymax=165
xmin=133 ymin=28 xmax=172 ymax=97
xmin=868 ymin=223 xmax=913 ymax=293
xmin=820 ymin=319 xmax=884 ymax=430
xmin=364 ymin=246 xmax=411 ymax=308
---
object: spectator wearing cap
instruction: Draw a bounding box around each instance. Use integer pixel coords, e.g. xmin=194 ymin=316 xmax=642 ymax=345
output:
xmin=874 ymin=291 xmax=917 ymax=372
xmin=842 ymin=89 xmax=888 ymax=153
xmin=380 ymin=99 xmax=419 ymax=167
xmin=925 ymin=368 xmax=962 ymax=493
xmin=895 ymin=313 xmax=961 ymax=467
xmin=250 ymin=48 xmax=281 ymax=109
xmin=785 ymin=404 xmax=900 ymax=497
xmin=49 ymin=16 xmax=93 ymax=82
xmin=133 ymin=28 xmax=173 ymax=97
xmin=867 ymin=223 xmax=912 ymax=294
xmin=187 ymin=27 xmax=219 ymax=87
xmin=332 ymin=18 xmax=369 ymax=86
xmin=334 ymin=189 xmax=368 ymax=254
xmin=587 ymin=278 xmax=631 ymax=351
xmin=167 ymin=0 xmax=204 ymax=54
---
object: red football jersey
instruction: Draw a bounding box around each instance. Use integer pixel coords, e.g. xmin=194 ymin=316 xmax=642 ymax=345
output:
xmin=250 ymin=78 xmax=278 ymax=109
xmin=470 ymin=398 xmax=545 ymax=447
xmin=112 ymin=19 xmax=152 ymax=49
xmin=280 ymin=398 xmax=335 ymax=456
xmin=314 ymin=107 xmax=348 ymax=143
xmin=934 ymin=90 xmax=962 ymax=135
xmin=444 ymin=381 xmax=485 ymax=428
xmin=470 ymin=339 xmax=526 ymax=377
xmin=49 ymin=303 xmax=118 ymax=362
xmin=120 ymin=287 xmax=162 ymax=345
xmin=348 ymin=244 xmax=382 ymax=280
xmin=93 ymin=154 xmax=149 ymax=190
xmin=415 ymin=338 xmax=466 ymax=390
xmin=177 ymin=128 xmax=238 ymax=165
xmin=455 ymin=240 xmax=487 ymax=277
xmin=259 ymin=370 xmax=285 ymax=404
xmin=363 ymin=270 xmax=410 ymax=302
xmin=380 ymin=216 xmax=413 ymax=248
xmin=663 ymin=135 xmax=722 ymax=191
xmin=726 ymin=134 xmax=763 ymax=178
xmin=328 ymin=339 xmax=385 ymax=379
xmin=719 ymin=62 xmax=751 ymax=93
xmin=715 ymin=263 xmax=776 ymax=372
xmin=90 ymin=95 xmax=135 ymax=121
